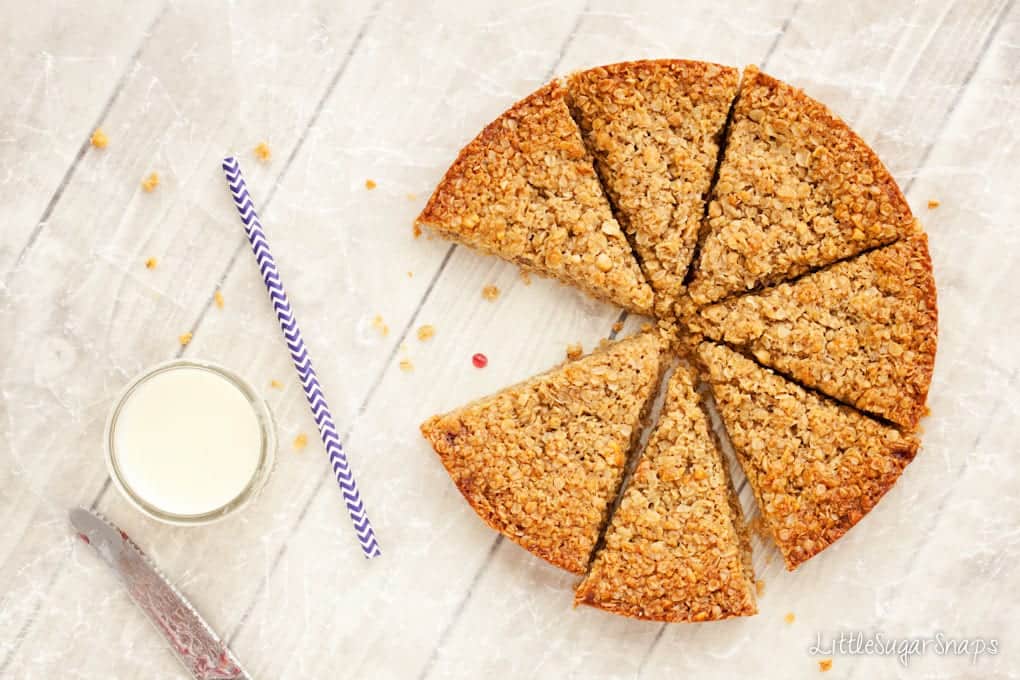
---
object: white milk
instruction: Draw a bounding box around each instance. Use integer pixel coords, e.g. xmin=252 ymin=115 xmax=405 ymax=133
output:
xmin=109 ymin=365 xmax=267 ymax=518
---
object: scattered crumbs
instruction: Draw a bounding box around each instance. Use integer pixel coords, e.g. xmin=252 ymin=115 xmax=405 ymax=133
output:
xmin=407 ymin=271 xmax=414 ymax=278
xmin=141 ymin=172 xmax=160 ymax=192
xmin=293 ymin=433 xmax=308 ymax=451
xmin=399 ymin=358 xmax=414 ymax=372
xmin=640 ymin=322 xmax=654 ymax=333
xmin=372 ymin=314 xmax=389 ymax=336
xmin=519 ymin=270 xmax=532 ymax=285
xmin=178 ymin=332 xmax=192 ymax=346
xmin=417 ymin=324 xmax=435 ymax=342
xmin=482 ymin=284 xmax=500 ymax=301
xmin=270 ymin=379 xmax=283 ymax=389
xmin=927 ymin=199 xmax=940 ymax=210
xmin=90 ymin=128 xmax=108 ymax=149
xmin=254 ymin=142 xmax=272 ymax=163
xmin=413 ymin=223 xmax=422 ymax=239
xmin=785 ymin=612 xmax=796 ymax=624
xmin=145 ymin=257 xmax=158 ymax=270
xmin=818 ymin=659 xmax=832 ymax=673
xmin=566 ymin=343 xmax=583 ymax=361
xmin=406 ymin=193 xmax=417 ymax=201
xmin=472 ymin=352 xmax=488 ymax=368
xmin=214 ymin=290 xmax=225 ymax=309
xmin=755 ymin=580 xmax=766 ymax=597
xmin=365 ymin=179 xmax=377 ymax=190
xmin=612 ymin=321 xmax=624 ymax=333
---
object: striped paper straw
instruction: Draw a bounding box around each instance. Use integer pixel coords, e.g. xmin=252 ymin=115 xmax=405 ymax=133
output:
xmin=222 ymin=156 xmax=381 ymax=559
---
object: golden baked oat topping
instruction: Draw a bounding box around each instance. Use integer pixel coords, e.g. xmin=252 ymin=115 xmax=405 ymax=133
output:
xmin=698 ymin=342 xmax=919 ymax=570
xmin=415 ymin=82 xmax=653 ymax=314
xmin=568 ymin=60 xmax=739 ymax=317
xmin=576 ymin=365 xmax=757 ymax=621
xmin=688 ymin=66 xmax=915 ymax=305
xmin=692 ymin=233 xmax=937 ymax=429
xmin=420 ymin=332 xmax=667 ymax=574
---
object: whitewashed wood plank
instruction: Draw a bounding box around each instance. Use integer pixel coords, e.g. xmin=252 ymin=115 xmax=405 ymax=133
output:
xmin=0 ymin=1 xmax=379 ymax=675
xmin=0 ymin=1 xmax=164 ymax=275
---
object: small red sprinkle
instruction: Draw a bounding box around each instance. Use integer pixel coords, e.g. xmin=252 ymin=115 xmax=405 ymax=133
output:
xmin=472 ymin=352 xmax=488 ymax=368
xmin=77 ymin=533 xmax=90 ymax=544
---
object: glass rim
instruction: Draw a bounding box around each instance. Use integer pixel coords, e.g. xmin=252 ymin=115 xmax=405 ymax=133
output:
xmin=104 ymin=358 xmax=276 ymax=526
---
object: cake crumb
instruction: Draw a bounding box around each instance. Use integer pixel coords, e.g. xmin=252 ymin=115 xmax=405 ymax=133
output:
xmin=755 ymin=580 xmax=766 ymax=597
xmin=399 ymin=358 xmax=414 ymax=372
xmin=406 ymin=193 xmax=417 ymax=201
xmin=407 ymin=271 xmax=414 ymax=278
xmin=927 ymin=199 xmax=940 ymax=210
xmin=372 ymin=315 xmax=389 ymax=336
xmin=254 ymin=142 xmax=272 ymax=163
xmin=141 ymin=172 xmax=160 ymax=192
xmin=612 ymin=321 xmax=624 ymax=333
xmin=784 ymin=612 xmax=796 ymax=624
xmin=818 ymin=659 xmax=832 ymax=672
xmin=482 ymin=285 xmax=501 ymax=301
xmin=178 ymin=332 xmax=192 ymax=346
xmin=519 ymin=270 xmax=532 ymax=285
xmin=90 ymin=129 xmax=108 ymax=149
xmin=293 ymin=433 xmax=308 ymax=451
xmin=566 ymin=343 xmax=583 ymax=360
xmin=214 ymin=290 xmax=225 ymax=309
xmin=413 ymin=224 xmax=422 ymax=238
xmin=417 ymin=324 xmax=435 ymax=341
xmin=270 ymin=379 xmax=283 ymax=389
xmin=145 ymin=257 xmax=158 ymax=270
xmin=365 ymin=179 xmax=377 ymax=190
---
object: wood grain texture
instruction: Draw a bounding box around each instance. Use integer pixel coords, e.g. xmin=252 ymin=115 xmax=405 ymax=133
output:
xmin=1 ymin=1 xmax=1018 ymax=678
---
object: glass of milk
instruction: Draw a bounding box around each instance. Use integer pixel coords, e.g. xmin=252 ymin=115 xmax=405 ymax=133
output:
xmin=104 ymin=360 xmax=276 ymax=525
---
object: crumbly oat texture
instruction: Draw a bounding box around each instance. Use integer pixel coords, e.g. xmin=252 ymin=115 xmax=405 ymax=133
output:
xmin=415 ymin=82 xmax=653 ymax=314
xmin=576 ymin=365 xmax=757 ymax=621
xmin=688 ymin=66 xmax=915 ymax=305
xmin=698 ymin=342 xmax=918 ymax=570
xmin=692 ymin=233 xmax=937 ymax=429
xmin=420 ymin=332 xmax=666 ymax=574
xmin=567 ymin=60 xmax=739 ymax=316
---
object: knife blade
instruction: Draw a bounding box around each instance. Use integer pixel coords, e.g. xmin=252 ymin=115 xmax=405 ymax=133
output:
xmin=69 ymin=507 xmax=251 ymax=680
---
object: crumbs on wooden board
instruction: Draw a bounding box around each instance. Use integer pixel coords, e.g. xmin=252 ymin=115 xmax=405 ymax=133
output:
xmin=90 ymin=129 xmax=108 ymax=149
xmin=818 ymin=659 xmax=832 ymax=672
xmin=399 ymin=358 xmax=414 ymax=372
xmin=417 ymin=324 xmax=435 ymax=341
xmin=214 ymin=290 xmax=225 ymax=309
xmin=293 ymin=433 xmax=308 ymax=451
xmin=519 ymin=270 xmax=532 ymax=285
xmin=178 ymin=332 xmax=192 ymax=346
xmin=372 ymin=315 xmax=389 ymax=336
xmin=145 ymin=257 xmax=158 ymax=270
xmin=141 ymin=172 xmax=160 ymax=192
xmin=755 ymin=580 xmax=765 ymax=597
xmin=927 ymin=199 xmax=940 ymax=209
xmin=482 ymin=285 xmax=500 ymax=301
xmin=407 ymin=271 xmax=414 ymax=278
xmin=365 ymin=179 xmax=377 ymax=190
xmin=784 ymin=612 xmax=795 ymax=624
xmin=270 ymin=379 xmax=283 ymax=389
xmin=254 ymin=142 xmax=271 ymax=162
xmin=413 ymin=224 xmax=422 ymax=239
xmin=566 ymin=343 xmax=583 ymax=361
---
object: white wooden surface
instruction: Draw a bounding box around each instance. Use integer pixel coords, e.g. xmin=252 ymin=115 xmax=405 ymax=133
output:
xmin=2 ymin=1 xmax=1019 ymax=678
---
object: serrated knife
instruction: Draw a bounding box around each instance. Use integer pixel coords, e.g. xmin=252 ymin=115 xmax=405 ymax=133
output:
xmin=69 ymin=507 xmax=251 ymax=680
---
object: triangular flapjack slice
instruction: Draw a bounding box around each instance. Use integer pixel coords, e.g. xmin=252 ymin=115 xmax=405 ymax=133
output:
xmin=688 ymin=66 xmax=916 ymax=305
xmin=692 ymin=233 xmax=937 ymax=429
xmin=576 ymin=365 xmax=757 ymax=621
xmin=416 ymin=82 xmax=653 ymax=314
xmin=420 ymin=332 xmax=667 ymax=574
xmin=697 ymin=342 xmax=919 ymax=570
xmin=567 ymin=60 xmax=739 ymax=316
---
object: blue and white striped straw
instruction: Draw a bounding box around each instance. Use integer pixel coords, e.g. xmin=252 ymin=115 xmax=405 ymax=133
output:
xmin=222 ymin=156 xmax=381 ymax=559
